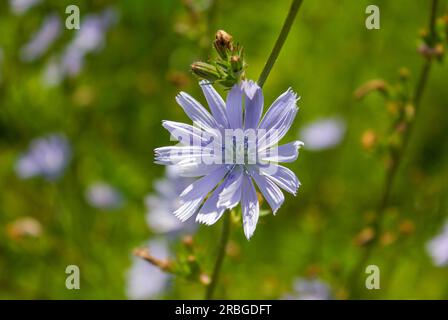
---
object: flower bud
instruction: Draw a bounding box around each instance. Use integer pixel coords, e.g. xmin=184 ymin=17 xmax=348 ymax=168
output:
xmin=191 ymin=62 xmax=221 ymax=82
xmin=214 ymin=30 xmax=233 ymax=59
xmin=230 ymin=55 xmax=243 ymax=74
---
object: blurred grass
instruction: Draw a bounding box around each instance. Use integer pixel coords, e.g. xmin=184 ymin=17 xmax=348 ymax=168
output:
xmin=0 ymin=0 xmax=447 ymax=299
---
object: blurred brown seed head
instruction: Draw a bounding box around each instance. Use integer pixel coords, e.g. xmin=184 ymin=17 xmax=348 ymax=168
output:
xmin=361 ymin=130 xmax=377 ymax=151
xmin=380 ymin=231 xmax=397 ymax=246
xmin=167 ymin=70 xmax=190 ymax=89
xmin=7 ymin=217 xmax=42 ymax=239
xmin=182 ymin=235 xmax=194 ymax=248
xmin=226 ymin=240 xmax=241 ymax=258
xmin=399 ymin=219 xmax=415 ymax=235
xmin=354 ymin=227 xmax=375 ymax=246
xmin=199 ymin=273 xmax=211 ymax=285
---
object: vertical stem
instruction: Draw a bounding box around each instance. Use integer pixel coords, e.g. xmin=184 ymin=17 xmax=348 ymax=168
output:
xmin=347 ymin=0 xmax=439 ymax=298
xmin=257 ymin=0 xmax=304 ymax=88
xmin=205 ymin=212 xmax=231 ymax=299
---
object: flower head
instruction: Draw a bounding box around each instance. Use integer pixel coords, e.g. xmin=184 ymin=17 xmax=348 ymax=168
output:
xmin=145 ymin=166 xmax=196 ymax=234
xmin=299 ymin=117 xmax=346 ymax=151
xmin=15 ymin=134 xmax=71 ymax=180
xmin=20 ymin=14 xmax=61 ymax=62
xmin=283 ymin=278 xmax=332 ymax=300
xmin=9 ymin=0 xmax=40 ymax=15
xmin=85 ymin=182 xmax=123 ymax=210
xmin=155 ymin=80 xmax=302 ymax=239
xmin=426 ymin=223 xmax=448 ymax=267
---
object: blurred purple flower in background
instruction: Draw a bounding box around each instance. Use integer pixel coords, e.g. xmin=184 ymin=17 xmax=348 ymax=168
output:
xmin=85 ymin=182 xmax=123 ymax=210
xmin=20 ymin=14 xmax=61 ymax=62
xmin=145 ymin=167 xmax=195 ymax=234
xmin=9 ymin=0 xmax=40 ymax=15
xmin=283 ymin=278 xmax=332 ymax=300
xmin=426 ymin=223 xmax=448 ymax=267
xmin=126 ymin=239 xmax=171 ymax=300
xmin=299 ymin=117 xmax=346 ymax=151
xmin=15 ymin=134 xmax=71 ymax=180
xmin=42 ymin=8 xmax=117 ymax=86
xmin=155 ymin=80 xmax=302 ymax=239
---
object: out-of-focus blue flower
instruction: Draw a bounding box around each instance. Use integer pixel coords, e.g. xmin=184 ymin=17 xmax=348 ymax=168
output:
xmin=427 ymin=223 xmax=448 ymax=267
xmin=42 ymin=8 xmax=117 ymax=86
xmin=20 ymin=14 xmax=61 ymax=62
xmin=9 ymin=0 xmax=40 ymax=15
xmin=155 ymin=80 xmax=302 ymax=239
xmin=283 ymin=278 xmax=332 ymax=300
xmin=85 ymin=182 xmax=124 ymax=210
xmin=145 ymin=166 xmax=195 ymax=234
xmin=126 ymin=239 xmax=171 ymax=300
xmin=299 ymin=117 xmax=346 ymax=151
xmin=15 ymin=134 xmax=71 ymax=180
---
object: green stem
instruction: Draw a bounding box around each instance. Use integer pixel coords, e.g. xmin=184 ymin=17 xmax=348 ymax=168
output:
xmin=257 ymin=0 xmax=304 ymax=88
xmin=205 ymin=212 xmax=231 ymax=299
xmin=347 ymin=0 xmax=439 ymax=298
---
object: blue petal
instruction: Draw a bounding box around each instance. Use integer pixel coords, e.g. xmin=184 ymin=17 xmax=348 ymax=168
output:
xmin=259 ymin=164 xmax=300 ymax=195
xmin=243 ymin=80 xmax=264 ymax=129
xmin=258 ymin=106 xmax=298 ymax=150
xmin=200 ymin=80 xmax=229 ymax=128
xmin=259 ymin=88 xmax=298 ymax=130
xmin=174 ymin=166 xmax=228 ymax=221
xmin=217 ymin=165 xmax=243 ymax=209
xmin=250 ymin=167 xmax=285 ymax=214
xmin=226 ymin=85 xmax=243 ymax=129
xmin=154 ymin=146 xmax=213 ymax=165
xmin=260 ymin=140 xmax=304 ymax=163
xmin=176 ymin=92 xmax=220 ymax=131
xmin=241 ymin=174 xmax=260 ymax=240
xmin=162 ymin=120 xmax=210 ymax=146
xmin=196 ymin=182 xmax=227 ymax=225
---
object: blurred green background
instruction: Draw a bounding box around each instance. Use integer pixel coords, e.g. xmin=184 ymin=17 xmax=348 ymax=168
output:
xmin=0 ymin=0 xmax=447 ymax=299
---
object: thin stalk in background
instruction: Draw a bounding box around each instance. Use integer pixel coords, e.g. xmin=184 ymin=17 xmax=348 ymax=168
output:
xmin=258 ymin=0 xmax=304 ymax=88
xmin=347 ymin=0 xmax=439 ymax=298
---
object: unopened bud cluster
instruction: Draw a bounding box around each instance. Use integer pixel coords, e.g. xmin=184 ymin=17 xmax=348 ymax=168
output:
xmin=191 ymin=30 xmax=247 ymax=89
xmin=417 ymin=13 xmax=448 ymax=61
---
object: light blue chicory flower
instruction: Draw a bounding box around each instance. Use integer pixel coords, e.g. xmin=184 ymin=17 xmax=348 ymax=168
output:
xmin=15 ymin=134 xmax=71 ymax=180
xmin=426 ymin=223 xmax=448 ymax=267
xmin=155 ymin=80 xmax=302 ymax=239
xmin=20 ymin=14 xmax=61 ymax=62
xmin=9 ymin=0 xmax=40 ymax=15
xmin=283 ymin=278 xmax=332 ymax=300
xmin=42 ymin=9 xmax=117 ymax=86
xmin=145 ymin=166 xmax=196 ymax=234
xmin=85 ymin=182 xmax=124 ymax=210
xmin=299 ymin=117 xmax=346 ymax=151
